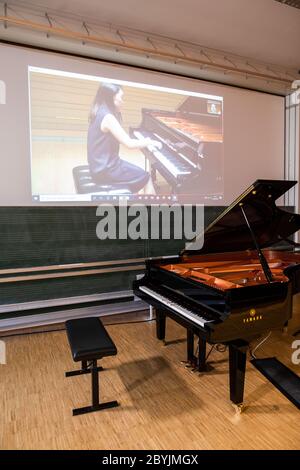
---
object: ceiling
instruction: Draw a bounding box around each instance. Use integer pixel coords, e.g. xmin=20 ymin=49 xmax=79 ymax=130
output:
xmin=4 ymin=0 xmax=300 ymax=70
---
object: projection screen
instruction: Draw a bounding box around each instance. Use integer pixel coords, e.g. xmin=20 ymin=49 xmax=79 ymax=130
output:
xmin=0 ymin=42 xmax=285 ymax=206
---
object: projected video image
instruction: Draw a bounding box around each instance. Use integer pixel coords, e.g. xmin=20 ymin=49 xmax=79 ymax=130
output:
xmin=29 ymin=67 xmax=223 ymax=203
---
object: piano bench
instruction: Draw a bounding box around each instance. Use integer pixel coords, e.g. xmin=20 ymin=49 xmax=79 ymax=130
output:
xmin=65 ymin=317 xmax=119 ymax=416
xmin=72 ymin=165 xmax=131 ymax=195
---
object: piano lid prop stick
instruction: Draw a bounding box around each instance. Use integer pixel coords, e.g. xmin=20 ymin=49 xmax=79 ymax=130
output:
xmin=239 ymin=204 xmax=274 ymax=283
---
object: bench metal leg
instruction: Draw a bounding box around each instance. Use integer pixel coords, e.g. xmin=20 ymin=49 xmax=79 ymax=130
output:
xmin=65 ymin=359 xmax=103 ymax=377
xmin=73 ymin=401 xmax=119 ymax=416
xmin=70 ymin=359 xmax=119 ymax=416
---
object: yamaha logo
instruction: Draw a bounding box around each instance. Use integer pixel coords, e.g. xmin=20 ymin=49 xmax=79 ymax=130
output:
xmin=243 ymin=309 xmax=263 ymax=323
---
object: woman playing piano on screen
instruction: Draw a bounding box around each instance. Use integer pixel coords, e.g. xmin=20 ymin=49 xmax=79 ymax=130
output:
xmin=87 ymin=83 xmax=160 ymax=193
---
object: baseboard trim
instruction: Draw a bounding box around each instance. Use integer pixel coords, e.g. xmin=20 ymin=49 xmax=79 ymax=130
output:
xmin=0 ymin=299 xmax=149 ymax=332
xmin=0 ymin=290 xmax=133 ymax=314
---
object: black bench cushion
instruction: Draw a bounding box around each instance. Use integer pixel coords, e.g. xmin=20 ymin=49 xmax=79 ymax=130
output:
xmin=65 ymin=317 xmax=117 ymax=361
xmin=72 ymin=165 xmax=131 ymax=194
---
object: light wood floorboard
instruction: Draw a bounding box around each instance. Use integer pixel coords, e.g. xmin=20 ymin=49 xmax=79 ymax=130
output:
xmin=1 ymin=303 xmax=300 ymax=450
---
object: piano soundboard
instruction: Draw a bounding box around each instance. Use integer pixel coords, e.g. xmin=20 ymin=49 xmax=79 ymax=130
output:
xmin=152 ymin=113 xmax=223 ymax=143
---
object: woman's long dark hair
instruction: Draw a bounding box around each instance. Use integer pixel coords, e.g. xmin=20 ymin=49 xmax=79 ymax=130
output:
xmin=89 ymin=83 xmax=122 ymax=123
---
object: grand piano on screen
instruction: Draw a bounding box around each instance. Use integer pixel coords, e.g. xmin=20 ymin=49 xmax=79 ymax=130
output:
xmin=133 ymin=180 xmax=300 ymax=411
xmin=130 ymin=96 xmax=223 ymax=200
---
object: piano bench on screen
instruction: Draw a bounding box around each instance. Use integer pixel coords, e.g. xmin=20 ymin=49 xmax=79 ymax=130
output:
xmin=72 ymin=165 xmax=131 ymax=195
xmin=65 ymin=317 xmax=119 ymax=416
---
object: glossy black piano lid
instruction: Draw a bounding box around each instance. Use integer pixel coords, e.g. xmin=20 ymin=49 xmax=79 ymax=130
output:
xmin=177 ymin=95 xmax=222 ymax=115
xmin=183 ymin=179 xmax=300 ymax=255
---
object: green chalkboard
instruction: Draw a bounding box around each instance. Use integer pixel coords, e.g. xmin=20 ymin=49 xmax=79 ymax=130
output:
xmin=0 ymin=205 xmax=224 ymax=318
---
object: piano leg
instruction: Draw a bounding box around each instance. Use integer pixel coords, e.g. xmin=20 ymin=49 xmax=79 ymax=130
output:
xmin=228 ymin=340 xmax=248 ymax=410
xmin=156 ymin=309 xmax=166 ymax=341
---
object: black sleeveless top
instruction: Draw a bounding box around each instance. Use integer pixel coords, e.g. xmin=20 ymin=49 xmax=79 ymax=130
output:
xmin=87 ymin=104 xmax=120 ymax=175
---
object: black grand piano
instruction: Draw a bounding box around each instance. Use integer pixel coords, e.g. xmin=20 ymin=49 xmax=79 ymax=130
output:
xmin=130 ymin=96 xmax=223 ymax=199
xmin=133 ymin=180 xmax=300 ymax=410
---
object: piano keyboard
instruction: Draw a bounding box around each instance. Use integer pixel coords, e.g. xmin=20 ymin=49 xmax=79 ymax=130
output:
xmin=139 ymin=285 xmax=214 ymax=328
xmin=152 ymin=132 xmax=197 ymax=169
xmin=133 ymin=130 xmax=191 ymax=178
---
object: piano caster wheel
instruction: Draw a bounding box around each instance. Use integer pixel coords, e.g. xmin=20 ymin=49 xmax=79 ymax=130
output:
xmin=232 ymin=403 xmax=245 ymax=414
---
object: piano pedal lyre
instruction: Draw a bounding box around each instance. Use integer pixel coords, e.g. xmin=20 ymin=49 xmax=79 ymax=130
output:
xmin=180 ymin=360 xmax=194 ymax=369
xmin=181 ymin=358 xmax=199 ymax=373
xmin=181 ymin=360 xmax=191 ymax=367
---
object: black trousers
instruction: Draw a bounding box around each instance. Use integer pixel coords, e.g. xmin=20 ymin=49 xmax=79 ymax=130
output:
xmin=91 ymin=158 xmax=150 ymax=192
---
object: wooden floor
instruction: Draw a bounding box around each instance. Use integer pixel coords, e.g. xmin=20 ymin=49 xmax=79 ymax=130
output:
xmin=1 ymin=305 xmax=300 ymax=450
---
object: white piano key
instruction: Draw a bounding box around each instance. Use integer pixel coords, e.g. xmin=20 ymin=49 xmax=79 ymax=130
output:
xmin=152 ymin=132 xmax=197 ymax=169
xmin=133 ymin=130 xmax=191 ymax=178
xmin=139 ymin=285 xmax=214 ymax=328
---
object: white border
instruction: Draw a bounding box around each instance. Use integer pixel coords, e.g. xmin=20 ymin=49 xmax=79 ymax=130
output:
xmin=28 ymin=65 xmax=223 ymax=101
